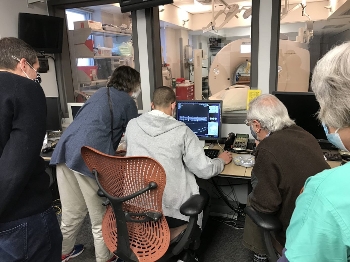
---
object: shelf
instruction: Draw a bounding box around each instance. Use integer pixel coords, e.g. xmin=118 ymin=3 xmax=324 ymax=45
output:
xmin=80 ymin=79 xmax=108 ymax=85
xmin=94 ymin=55 xmax=125 ymax=59
xmin=72 ymin=29 xmax=133 ymax=59
xmin=91 ymin=29 xmax=131 ymax=37
xmin=70 ymin=26 xmax=135 ymax=98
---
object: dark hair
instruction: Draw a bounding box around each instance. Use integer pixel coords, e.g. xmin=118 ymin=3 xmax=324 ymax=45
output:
xmin=107 ymin=65 xmax=141 ymax=93
xmin=152 ymin=86 xmax=176 ymax=108
xmin=0 ymin=37 xmax=37 ymax=70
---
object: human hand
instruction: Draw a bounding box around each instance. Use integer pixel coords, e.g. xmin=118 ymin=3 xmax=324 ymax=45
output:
xmin=218 ymin=151 xmax=233 ymax=164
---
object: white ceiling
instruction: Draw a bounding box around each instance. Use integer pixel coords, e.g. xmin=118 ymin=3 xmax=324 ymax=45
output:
xmin=89 ymin=3 xmax=124 ymax=15
xmin=87 ymin=2 xmax=350 ymax=36
xmin=172 ymin=0 xmax=326 ymax=14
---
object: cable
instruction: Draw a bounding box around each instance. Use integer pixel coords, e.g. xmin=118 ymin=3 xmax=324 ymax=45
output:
xmin=217 ymin=140 xmax=224 ymax=150
xmin=211 ymin=177 xmax=245 ymax=217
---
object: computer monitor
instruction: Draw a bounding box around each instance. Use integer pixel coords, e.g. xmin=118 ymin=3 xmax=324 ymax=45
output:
xmin=46 ymin=97 xmax=61 ymax=131
xmin=67 ymin=103 xmax=84 ymax=123
xmin=273 ymin=92 xmax=328 ymax=143
xmin=176 ymin=100 xmax=222 ymax=141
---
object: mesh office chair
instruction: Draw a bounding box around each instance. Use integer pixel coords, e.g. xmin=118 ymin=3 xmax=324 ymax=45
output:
xmin=244 ymin=206 xmax=283 ymax=262
xmin=81 ymin=146 xmax=207 ymax=262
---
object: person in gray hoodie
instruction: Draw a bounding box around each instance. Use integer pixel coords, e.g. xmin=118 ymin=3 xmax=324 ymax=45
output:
xmin=125 ymin=86 xmax=232 ymax=228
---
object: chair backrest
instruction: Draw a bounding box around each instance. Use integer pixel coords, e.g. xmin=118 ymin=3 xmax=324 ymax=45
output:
xmin=81 ymin=146 xmax=170 ymax=262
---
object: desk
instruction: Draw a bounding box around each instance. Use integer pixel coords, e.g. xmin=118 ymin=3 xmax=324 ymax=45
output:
xmin=210 ymin=144 xmax=341 ymax=178
xmin=208 ymin=145 xmax=253 ymax=179
xmin=208 ymin=144 xmax=342 ymax=219
xmin=220 ymin=153 xmax=252 ymax=179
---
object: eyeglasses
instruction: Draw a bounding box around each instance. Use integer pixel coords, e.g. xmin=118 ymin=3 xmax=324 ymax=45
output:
xmin=11 ymin=55 xmax=41 ymax=84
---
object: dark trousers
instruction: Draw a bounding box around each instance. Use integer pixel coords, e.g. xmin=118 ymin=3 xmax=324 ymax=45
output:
xmin=0 ymin=207 xmax=62 ymax=262
xmin=242 ymin=197 xmax=268 ymax=255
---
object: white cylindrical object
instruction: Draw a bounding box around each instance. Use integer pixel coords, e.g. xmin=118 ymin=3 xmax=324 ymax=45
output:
xmin=298 ymin=27 xmax=304 ymax=37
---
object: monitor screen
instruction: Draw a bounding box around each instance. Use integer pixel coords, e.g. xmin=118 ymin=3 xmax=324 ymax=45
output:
xmin=273 ymin=92 xmax=326 ymax=141
xmin=71 ymin=106 xmax=81 ymax=119
xmin=67 ymin=103 xmax=84 ymax=123
xmin=46 ymin=97 xmax=61 ymax=131
xmin=176 ymin=100 xmax=222 ymax=140
xmin=18 ymin=13 xmax=64 ymax=54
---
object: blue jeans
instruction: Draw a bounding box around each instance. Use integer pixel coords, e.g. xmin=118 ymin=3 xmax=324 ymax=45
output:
xmin=0 ymin=207 xmax=62 ymax=262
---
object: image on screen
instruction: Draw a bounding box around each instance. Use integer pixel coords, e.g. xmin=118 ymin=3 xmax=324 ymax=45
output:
xmin=176 ymin=100 xmax=222 ymax=140
xmin=273 ymin=92 xmax=326 ymax=141
xmin=71 ymin=106 xmax=82 ymax=120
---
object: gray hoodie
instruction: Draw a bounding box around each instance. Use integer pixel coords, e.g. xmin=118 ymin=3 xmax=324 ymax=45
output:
xmin=125 ymin=110 xmax=224 ymax=226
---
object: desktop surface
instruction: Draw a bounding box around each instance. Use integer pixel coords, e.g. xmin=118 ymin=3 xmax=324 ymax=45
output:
xmin=209 ymin=144 xmax=341 ymax=179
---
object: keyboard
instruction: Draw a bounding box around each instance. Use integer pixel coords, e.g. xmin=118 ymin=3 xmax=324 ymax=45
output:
xmin=204 ymin=149 xmax=220 ymax=159
xmin=323 ymin=151 xmax=342 ymax=161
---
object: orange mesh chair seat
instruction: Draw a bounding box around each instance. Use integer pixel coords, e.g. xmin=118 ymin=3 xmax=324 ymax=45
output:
xmin=81 ymin=146 xmax=207 ymax=262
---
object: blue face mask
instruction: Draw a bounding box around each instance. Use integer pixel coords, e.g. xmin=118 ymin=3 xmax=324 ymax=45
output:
xmin=322 ymin=123 xmax=348 ymax=151
xmin=250 ymin=125 xmax=271 ymax=142
xmin=250 ymin=125 xmax=259 ymax=141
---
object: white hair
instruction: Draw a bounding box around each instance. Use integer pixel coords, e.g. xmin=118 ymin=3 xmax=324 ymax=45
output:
xmin=312 ymin=42 xmax=350 ymax=129
xmin=247 ymin=94 xmax=295 ymax=132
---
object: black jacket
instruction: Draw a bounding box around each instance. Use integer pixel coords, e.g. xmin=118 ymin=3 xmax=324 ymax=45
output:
xmin=249 ymin=125 xmax=330 ymax=245
xmin=0 ymin=72 xmax=51 ymax=222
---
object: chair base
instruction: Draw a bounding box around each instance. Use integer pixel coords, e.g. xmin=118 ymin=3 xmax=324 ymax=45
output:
xmin=177 ymin=249 xmax=199 ymax=262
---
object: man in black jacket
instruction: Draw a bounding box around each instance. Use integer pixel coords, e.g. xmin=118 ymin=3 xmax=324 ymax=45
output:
xmin=0 ymin=37 xmax=62 ymax=261
xmin=242 ymin=94 xmax=330 ymax=262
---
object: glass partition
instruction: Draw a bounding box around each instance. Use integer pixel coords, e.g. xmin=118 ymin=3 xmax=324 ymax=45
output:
xmin=277 ymin=0 xmax=350 ymax=93
xmin=65 ymin=5 xmax=134 ymax=103
xmin=159 ymin=0 xmax=252 ymax=118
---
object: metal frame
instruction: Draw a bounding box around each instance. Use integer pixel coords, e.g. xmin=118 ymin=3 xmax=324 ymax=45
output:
xmin=269 ymin=0 xmax=281 ymax=94
xmin=250 ymin=0 xmax=259 ymax=89
xmin=50 ymin=1 xmax=162 ymax=114
xmin=224 ymin=0 xmax=281 ymax=124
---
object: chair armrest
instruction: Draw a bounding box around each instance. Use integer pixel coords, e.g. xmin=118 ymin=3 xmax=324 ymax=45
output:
xmin=180 ymin=194 xmax=207 ymax=216
xmin=245 ymin=206 xmax=282 ymax=232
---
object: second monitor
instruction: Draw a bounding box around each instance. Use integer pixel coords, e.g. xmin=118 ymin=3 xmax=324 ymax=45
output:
xmin=176 ymin=100 xmax=222 ymax=140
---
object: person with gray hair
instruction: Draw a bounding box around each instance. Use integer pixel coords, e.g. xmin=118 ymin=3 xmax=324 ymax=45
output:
xmin=242 ymin=94 xmax=329 ymax=262
xmin=279 ymin=42 xmax=350 ymax=262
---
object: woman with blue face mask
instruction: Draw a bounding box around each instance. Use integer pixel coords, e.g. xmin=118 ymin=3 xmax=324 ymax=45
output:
xmin=50 ymin=65 xmax=140 ymax=262
xmin=279 ymin=42 xmax=350 ymax=262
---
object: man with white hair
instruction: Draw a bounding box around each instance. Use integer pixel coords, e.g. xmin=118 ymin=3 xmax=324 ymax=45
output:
xmin=279 ymin=42 xmax=350 ymax=262
xmin=242 ymin=94 xmax=330 ymax=262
